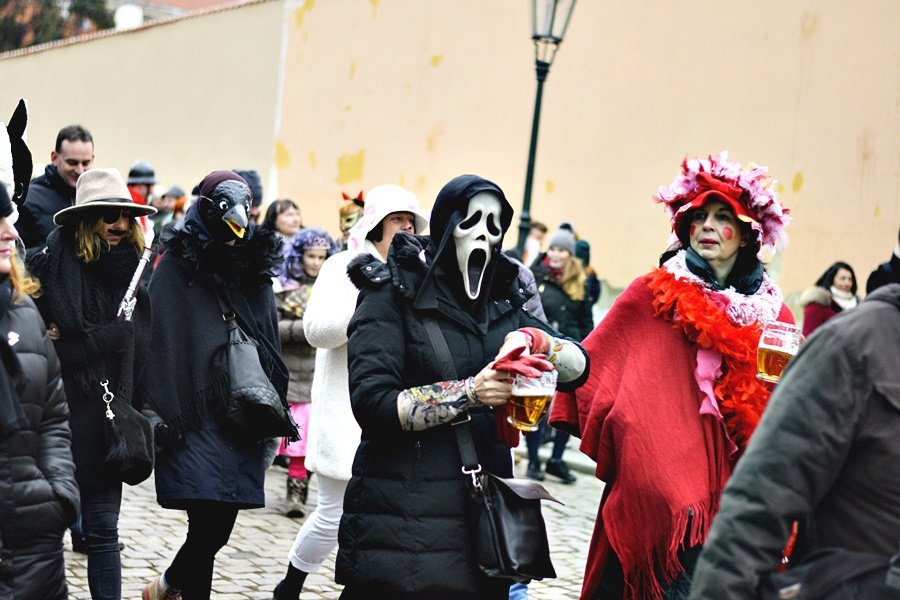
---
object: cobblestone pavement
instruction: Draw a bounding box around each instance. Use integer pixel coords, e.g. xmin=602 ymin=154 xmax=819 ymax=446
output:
xmin=66 ymin=451 xmax=604 ymax=599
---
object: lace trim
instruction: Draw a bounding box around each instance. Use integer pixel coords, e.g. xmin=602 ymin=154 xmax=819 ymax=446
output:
xmin=662 ymin=250 xmax=783 ymax=326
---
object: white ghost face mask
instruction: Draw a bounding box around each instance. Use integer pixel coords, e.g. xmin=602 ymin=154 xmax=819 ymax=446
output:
xmin=453 ymin=192 xmax=503 ymax=300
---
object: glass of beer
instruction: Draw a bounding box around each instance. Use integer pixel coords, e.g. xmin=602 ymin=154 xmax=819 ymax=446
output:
xmin=757 ymin=321 xmax=802 ymax=384
xmin=507 ymin=370 xmax=558 ymax=432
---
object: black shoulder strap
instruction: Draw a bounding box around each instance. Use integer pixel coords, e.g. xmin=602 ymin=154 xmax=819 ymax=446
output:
xmin=421 ymin=315 xmax=457 ymax=380
xmin=213 ymin=287 xmax=236 ymax=322
xmin=420 ymin=315 xmax=480 ymax=474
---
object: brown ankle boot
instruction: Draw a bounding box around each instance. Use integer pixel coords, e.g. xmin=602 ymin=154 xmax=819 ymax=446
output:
xmin=285 ymin=477 xmax=306 ymax=518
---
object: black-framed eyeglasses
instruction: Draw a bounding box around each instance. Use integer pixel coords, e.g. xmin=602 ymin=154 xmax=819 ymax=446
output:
xmin=100 ymin=208 xmax=136 ymax=224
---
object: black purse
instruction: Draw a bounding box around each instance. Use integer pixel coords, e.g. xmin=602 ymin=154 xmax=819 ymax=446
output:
xmin=215 ymin=291 xmax=299 ymax=444
xmin=758 ymin=546 xmax=900 ymax=600
xmin=455 ymin=417 xmax=561 ymax=582
xmin=100 ymin=379 xmax=154 ymax=486
xmin=422 ymin=316 xmax=561 ymax=583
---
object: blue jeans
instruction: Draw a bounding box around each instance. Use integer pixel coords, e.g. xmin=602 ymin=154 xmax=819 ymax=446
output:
xmin=81 ymin=482 xmax=123 ymax=600
xmin=525 ymin=417 xmax=571 ymax=464
xmin=508 ymin=581 xmax=529 ymax=599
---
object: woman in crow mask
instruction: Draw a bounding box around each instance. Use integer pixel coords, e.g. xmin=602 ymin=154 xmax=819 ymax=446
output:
xmin=27 ymin=168 xmax=156 ymax=600
xmin=138 ymin=170 xmax=289 ymax=600
xmin=336 ymin=174 xmax=589 ymax=599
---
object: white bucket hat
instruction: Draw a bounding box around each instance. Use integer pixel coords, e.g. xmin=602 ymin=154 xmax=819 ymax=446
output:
xmin=347 ymin=184 xmax=429 ymax=251
xmin=54 ymin=168 xmax=157 ymax=225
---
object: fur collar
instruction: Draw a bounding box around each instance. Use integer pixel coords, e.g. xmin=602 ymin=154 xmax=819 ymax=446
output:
xmin=799 ymin=285 xmax=831 ymax=308
xmin=348 ymin=232 xmax=525 ymax=308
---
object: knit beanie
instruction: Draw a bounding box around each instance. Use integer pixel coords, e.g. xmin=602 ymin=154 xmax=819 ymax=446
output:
xmin=233 ymin=169 xmax=263 ymax=206
xmin=548 ymin=229 xmax=576 ymax=255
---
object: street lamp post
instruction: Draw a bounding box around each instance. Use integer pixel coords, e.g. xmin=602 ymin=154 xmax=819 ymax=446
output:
xmin=517 ymin=0 xmax=577 ymax=257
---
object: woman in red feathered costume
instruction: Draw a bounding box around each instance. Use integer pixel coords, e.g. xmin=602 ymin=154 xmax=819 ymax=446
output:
xmin=550 ymin=152 xmax=794 ymax=600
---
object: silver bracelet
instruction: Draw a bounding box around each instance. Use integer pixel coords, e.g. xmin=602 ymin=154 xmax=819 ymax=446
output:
xmin=465 ymin=376 xmax=480 ymax=406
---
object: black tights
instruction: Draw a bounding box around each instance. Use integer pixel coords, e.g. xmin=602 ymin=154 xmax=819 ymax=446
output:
xmin=165 ymin=502 xmax=240 ymax=600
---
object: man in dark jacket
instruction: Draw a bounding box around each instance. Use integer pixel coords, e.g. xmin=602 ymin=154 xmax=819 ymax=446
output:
xmin=689 ymin=284 xmax=900 ymax=599
xmin=866 ymin=225 xmax=900 ymax=293
xmin=17 ymin=124 xmax=94 ymax=253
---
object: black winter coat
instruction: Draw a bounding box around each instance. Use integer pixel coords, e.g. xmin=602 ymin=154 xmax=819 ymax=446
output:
xmin=865 ymin=252 xmax=900 ymax=294
xmin=146 ymin=253 xmax=278 ymax=508
xmin=27 ymin=232 xmax=152 ymax=492
xmin=139 ymin=213 xmax=286 ymax=510
xmin=17 ymin=166 xmax=75 ymax=254
xmin=336 ymin=234 xmax=587 ymax=598
xmin=531 ymin=255 xmax=594 ymax=340
xmin=0 ymin=290 xmax=79 ymax=600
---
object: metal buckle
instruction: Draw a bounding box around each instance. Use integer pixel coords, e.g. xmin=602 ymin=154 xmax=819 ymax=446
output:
xmin=451 ymin=412 xmax=472 ymax=426
xmin=461 ymin=464 xmax=482 ymax=488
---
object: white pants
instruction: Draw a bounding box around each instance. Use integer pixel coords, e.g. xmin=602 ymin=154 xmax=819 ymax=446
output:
xmin=288 ymin=474 xmax=348 ymax=573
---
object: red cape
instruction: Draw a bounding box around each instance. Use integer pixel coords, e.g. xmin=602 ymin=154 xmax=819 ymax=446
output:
xmin=549 ymin=275 xmax=793 ymax=599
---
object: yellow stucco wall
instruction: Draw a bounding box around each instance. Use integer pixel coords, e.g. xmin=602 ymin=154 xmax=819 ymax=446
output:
xmin=275 ymin=0 xmax=900 ymax=295
xmin=0 ymin=0 xmax=284 ymax=210
xmin=1 ymin=0 xmax=897 ymax=296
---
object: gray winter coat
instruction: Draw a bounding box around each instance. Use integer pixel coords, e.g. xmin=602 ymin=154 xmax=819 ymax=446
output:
xmin=689 ymin=284 xmax=900 ymax=599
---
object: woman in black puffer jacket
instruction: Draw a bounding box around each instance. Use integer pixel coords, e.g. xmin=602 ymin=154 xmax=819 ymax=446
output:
xmin=0 ymin=191 xmax=79 ymax=599
xmin=335 ymin=175 xmax=589 ymax=599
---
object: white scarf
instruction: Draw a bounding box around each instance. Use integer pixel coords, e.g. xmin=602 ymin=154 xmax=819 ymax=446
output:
xmin=830 ymin=286 xmax=858 ymax=311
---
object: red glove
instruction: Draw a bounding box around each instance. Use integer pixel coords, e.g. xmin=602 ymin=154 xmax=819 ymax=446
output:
xmin=492 ymin=346 xmax=554 ymax=377
xmin=491 ymin=347 xmax=555 ymax=449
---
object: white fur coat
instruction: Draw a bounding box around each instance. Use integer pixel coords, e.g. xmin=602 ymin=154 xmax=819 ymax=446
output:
xmin=302 ymin=241 xmax=382 ymax=480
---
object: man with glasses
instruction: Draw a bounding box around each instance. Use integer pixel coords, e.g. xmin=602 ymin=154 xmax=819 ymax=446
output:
xmin=18 ymin=124 xmax=94 ymax=254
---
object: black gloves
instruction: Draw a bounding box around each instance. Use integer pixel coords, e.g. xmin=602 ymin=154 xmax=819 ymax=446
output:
xmin=142 ymin=408 xmax=172 ymax=452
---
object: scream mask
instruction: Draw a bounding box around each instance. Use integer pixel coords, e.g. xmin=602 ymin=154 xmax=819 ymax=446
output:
xmin=453 ymin=192 xmax=503 ymax=300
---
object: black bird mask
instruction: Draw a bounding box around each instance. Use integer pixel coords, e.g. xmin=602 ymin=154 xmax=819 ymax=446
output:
xmin=196 ymin=170 xmax=251 ymax=242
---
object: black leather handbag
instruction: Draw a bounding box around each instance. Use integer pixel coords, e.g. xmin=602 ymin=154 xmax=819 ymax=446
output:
xmin=215 ymin=291 xmax=299 ymax=444
xmin=456 ymin=418 xmax=561 ymax=582
xmin=422 ymin=316 xmax=561 ymax=583
xmin=100 ymin=379 xmax=154 ymax=486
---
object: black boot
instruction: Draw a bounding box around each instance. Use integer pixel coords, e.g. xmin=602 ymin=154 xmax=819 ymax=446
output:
xmin=545 ymin=459 xmax=576 ymax=484
xmin=273 ymin=564 xmax=307 ymax=600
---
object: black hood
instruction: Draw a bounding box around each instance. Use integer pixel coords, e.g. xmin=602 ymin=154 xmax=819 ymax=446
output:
xmin=423 ymin=175 xmax=514 ymax=307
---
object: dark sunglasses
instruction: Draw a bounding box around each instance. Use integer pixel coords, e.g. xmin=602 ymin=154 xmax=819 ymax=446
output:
xmin=100 ymin=208 xmax=136 ymax=224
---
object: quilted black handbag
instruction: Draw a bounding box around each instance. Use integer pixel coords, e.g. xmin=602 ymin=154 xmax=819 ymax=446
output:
xmin=215 ymin=291 xmax=299 ymax=444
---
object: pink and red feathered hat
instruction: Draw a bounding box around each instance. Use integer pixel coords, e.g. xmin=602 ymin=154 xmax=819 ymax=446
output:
xmin=654 ymin=151 xmax=790 ymax=253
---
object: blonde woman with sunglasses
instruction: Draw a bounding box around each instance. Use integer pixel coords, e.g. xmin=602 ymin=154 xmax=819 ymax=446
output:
xmin=27 ymin=168 xmax=155 ymax=600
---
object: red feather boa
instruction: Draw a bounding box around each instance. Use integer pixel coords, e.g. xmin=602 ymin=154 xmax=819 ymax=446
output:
xmin=644 ymin=268 xmax=771 ymax=452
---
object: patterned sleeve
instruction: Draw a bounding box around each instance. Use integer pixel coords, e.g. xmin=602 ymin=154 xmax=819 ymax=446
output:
xmin=396 ymin=379 xmax=480 ymax=431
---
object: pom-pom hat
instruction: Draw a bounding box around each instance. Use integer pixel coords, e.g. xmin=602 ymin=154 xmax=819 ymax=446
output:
xmin=655 ymin=151 xmax=790 ymax=253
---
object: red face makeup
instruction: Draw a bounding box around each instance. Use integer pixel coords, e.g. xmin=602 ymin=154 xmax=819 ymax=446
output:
xmin=722 ymin=226 xmax=734 ymax=241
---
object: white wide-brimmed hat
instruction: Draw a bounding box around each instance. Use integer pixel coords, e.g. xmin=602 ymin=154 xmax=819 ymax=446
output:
xmin=54 ymin=168 xmax=157 ymax=225
xmin=347 ymin=184 xmax=429 ymax=251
